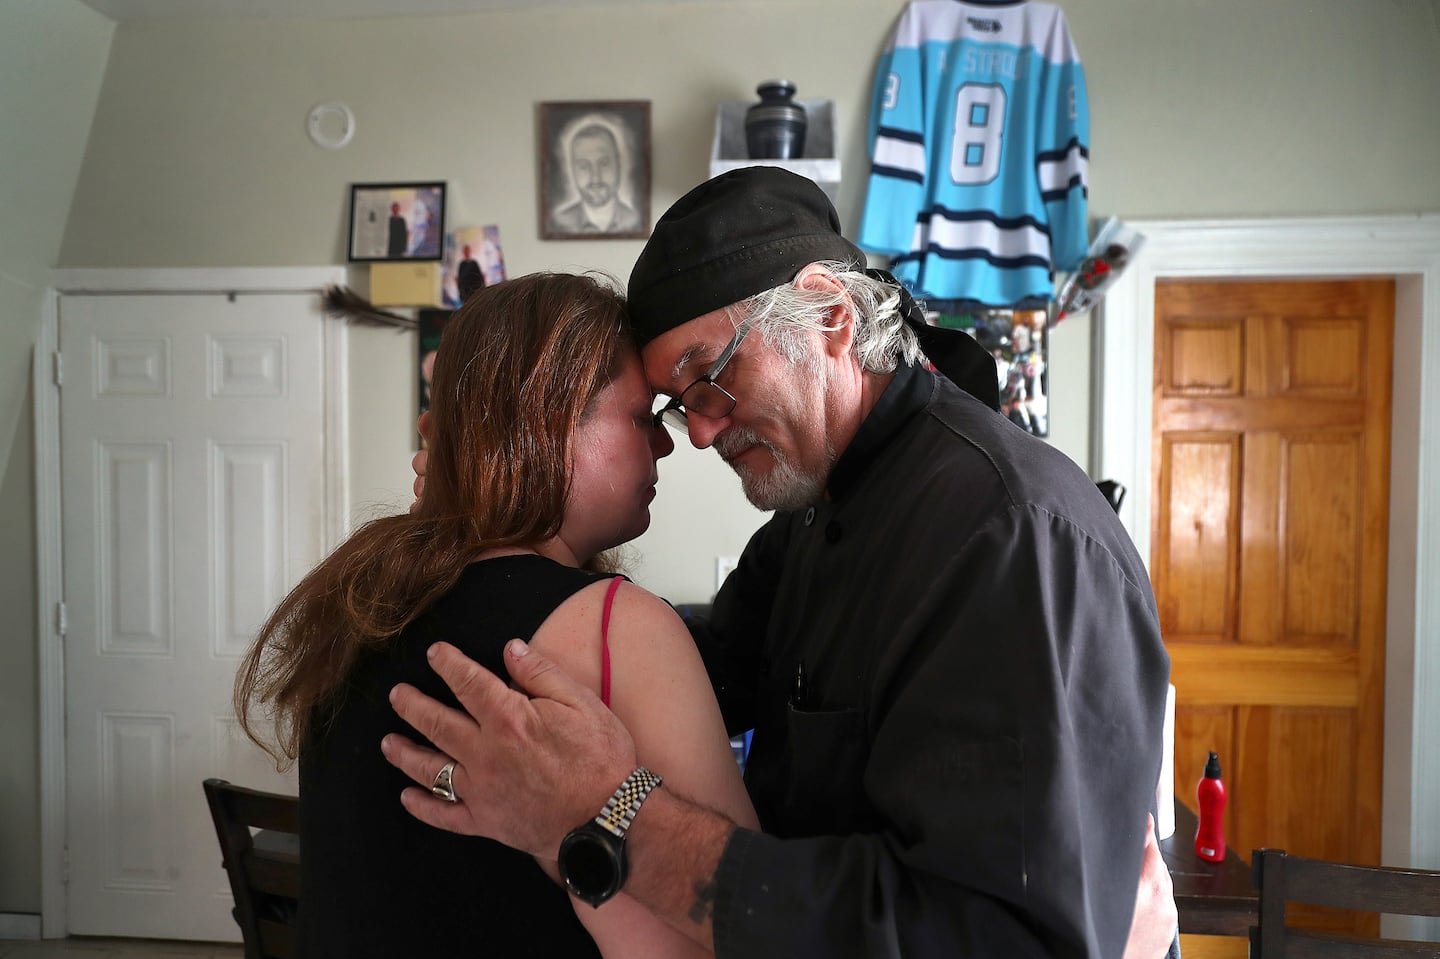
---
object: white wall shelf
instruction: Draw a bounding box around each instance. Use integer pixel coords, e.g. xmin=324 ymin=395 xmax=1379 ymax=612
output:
xmin=709 ymin=98 xmax=840 ymax=200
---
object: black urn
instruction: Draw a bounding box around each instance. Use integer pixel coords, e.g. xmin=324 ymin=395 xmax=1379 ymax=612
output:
xmin=745 ymin=80 xmax=808 ymax=160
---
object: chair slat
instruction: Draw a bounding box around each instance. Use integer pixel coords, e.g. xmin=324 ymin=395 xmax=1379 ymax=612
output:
xmin=1285 ymin=859 xmax=1440 ymax=917
xmin=1285 ymin=927 xmax=1440 ymax=959
xmin=1251 ymin=848 xmax=1440 ymax=959
xmin=244 ymin=853 xmax=301 ymax=899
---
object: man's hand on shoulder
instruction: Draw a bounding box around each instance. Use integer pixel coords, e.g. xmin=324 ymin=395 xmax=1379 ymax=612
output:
xmin=382 ymin=639 xmax=637 ymax=859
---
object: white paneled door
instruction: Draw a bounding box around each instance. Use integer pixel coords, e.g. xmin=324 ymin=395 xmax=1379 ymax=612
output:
xmin=60 ymin=292 xmax=326 ymax=940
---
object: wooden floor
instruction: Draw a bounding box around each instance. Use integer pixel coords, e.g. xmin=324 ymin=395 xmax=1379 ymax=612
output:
xmin=0 ymin=940 xmax=241 ymax=959
xmin=1181 ymin=933 xmax=1250 ymax=959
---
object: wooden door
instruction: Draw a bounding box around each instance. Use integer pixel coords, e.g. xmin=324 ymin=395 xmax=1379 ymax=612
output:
xmin=1152 ymin=279 xmax=1392 ymax=936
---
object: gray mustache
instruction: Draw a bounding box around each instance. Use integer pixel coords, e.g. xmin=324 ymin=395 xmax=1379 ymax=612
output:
xmin=713 ymin=427 xmax=775 ymax=462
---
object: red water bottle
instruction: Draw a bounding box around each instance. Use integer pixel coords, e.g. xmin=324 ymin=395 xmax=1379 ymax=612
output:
xmin=1194 ymin=751 xmax=1227 ymax=862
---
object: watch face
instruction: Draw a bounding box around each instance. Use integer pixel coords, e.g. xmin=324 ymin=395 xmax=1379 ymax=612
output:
xmin=560 ymin=824 xmax=626 ymax=907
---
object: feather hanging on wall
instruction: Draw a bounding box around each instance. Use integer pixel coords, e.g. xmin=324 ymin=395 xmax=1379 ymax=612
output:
xmin=320 ymin=285 xmax=418 ymax=330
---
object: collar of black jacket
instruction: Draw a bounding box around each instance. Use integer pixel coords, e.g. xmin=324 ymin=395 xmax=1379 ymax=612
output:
xmin=824 ymin=362 xmax=935 ymax=502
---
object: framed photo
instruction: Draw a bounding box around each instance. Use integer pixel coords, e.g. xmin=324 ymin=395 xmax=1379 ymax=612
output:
xmin=441 ymin=225 xmax=508 ymax=308
xmin=932 ymin=306 xmax=1051 ymax=436
xmin=348 ymin=181 xmax=447 ymax=262
xmin=417 ymin=306 xmax=452 ymax=443
xmin=538 ymin=101 xmax=650 ymax=240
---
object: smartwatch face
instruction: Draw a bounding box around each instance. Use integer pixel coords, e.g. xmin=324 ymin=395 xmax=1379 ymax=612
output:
xmin=565 ymin=833 xmax=616 ymax=896
xmin=561 ymin=825 xmax=625 ymax=906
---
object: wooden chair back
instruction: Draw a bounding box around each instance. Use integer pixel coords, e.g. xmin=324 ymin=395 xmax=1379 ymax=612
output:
xmin=202 ymin=778 xmax=300 ymax=959
xmin=1250 ymin=847 xmax=1440 ymax=959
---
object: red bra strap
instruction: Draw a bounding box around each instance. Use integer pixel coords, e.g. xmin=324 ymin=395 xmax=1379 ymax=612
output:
xmin=600 ymin=576 xmax=623 ymax=708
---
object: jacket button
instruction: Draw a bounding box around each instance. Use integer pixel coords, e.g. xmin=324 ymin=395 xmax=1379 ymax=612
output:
xmin=825 ymin=521 xmax=843 ymax=543
xmin=803 ymin=507 xmax=816 ymax=526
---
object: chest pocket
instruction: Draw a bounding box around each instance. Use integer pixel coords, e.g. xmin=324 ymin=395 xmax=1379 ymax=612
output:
xmin=752 ymin=703 xmax=872 ymax=837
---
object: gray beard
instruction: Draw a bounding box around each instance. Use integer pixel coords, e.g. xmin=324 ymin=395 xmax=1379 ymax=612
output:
xmin=714 ymin=427 xmax=832 ymax=512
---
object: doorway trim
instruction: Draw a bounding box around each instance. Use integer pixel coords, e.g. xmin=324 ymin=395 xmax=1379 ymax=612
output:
xmin=33 ymin=267 xmax=349 ymax=936
xmin=1093 ymin=216 xmax=1440 ymax=885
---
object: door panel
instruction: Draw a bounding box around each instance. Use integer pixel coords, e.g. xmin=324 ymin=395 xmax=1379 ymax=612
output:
xmin=61 ymin=292 xmax=322 ymax=941
xmin=1156 ymin=432 xmax=1239 ymax=641
xmin=1153 ymin=279 xmax=1392 ymax=936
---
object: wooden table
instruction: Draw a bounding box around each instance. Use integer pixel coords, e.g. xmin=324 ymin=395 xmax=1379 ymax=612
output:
xmin=1163 ymin=800 xmax=1258 ymax=936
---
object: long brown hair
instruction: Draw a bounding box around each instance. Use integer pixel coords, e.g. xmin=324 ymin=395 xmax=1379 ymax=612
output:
xmin=235 ymin=272 xmax=632 ymax=763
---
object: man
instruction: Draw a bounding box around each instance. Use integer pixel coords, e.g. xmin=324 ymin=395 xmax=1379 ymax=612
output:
xmin=455 ymin=243 xmax=484 ymax=302
xmin=386 ymin=201 xmax=407 ymax=258
xmin=551 ymin=122 xmax=641 ymax=234
xmin=384 ymin=167 xmax=1177 ymax=957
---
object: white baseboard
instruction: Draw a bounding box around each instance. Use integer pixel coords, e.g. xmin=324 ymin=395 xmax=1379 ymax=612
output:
xmin=0 ymin=912 xmax=42 ymax=940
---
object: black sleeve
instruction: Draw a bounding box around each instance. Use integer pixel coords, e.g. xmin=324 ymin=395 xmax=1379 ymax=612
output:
xmin=711 ymin=507 xmax=1171 ymax=959
xmin=684 ymin=513 xmax=791 ymax=737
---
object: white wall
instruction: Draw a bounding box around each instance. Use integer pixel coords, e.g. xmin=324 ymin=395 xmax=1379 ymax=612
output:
xmin=0 ymin=0 xmax=115 ymax=914
xmin=4 ymin=0 xmax=1439 ymax=916
xmin=0 ymin=0 xmax=113 ymax=474
xmin=52 ymin=0 xmax=1440 ymax=601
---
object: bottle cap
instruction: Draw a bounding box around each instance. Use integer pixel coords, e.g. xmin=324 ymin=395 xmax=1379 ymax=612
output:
xmin=1204 ymin=751 xmax=1222 ymax=779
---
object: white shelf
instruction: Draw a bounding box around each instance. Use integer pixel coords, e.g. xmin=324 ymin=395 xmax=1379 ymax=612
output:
xmin=709 ymin=99 xmax=840 ymax=201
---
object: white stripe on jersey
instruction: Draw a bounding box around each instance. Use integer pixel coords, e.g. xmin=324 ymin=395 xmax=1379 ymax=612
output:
xmin=910 ymin=215 xmax=1052 ymax=261
xmin=892 ymin=1 xmax=1081 ymax=65
xmin=873 ymin=134 xmax=928 ymax=178
xmin=1038 ymin=144 xmax=1088 ymax=194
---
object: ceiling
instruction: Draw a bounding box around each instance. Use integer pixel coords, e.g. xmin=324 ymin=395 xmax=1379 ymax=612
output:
xmin=87 ymin=0 xmax=1439 ymax=21
xmin=77 ymin=0 xmax=713 ymax=21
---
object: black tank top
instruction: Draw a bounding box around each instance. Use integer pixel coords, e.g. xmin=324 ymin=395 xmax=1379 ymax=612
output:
xmin=297 ymin=554 xmax=607 ymax=958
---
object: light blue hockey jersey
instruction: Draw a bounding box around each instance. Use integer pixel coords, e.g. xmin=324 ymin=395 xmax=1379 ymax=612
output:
xmin=859 ymin=1 xmax=1089 ymax=307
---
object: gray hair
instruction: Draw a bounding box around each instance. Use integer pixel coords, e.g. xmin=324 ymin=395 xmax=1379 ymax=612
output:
xmin=734 ymin=260 xmax=923 ymax=374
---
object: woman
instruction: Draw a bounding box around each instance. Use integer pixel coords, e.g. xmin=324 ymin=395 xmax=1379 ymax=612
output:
xmin=235 ymin=272 xmax=757 ymax=958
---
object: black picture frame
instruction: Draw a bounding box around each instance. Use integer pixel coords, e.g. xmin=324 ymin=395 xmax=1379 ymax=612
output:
xmin=538 ymin=101 xmax=651 ymax=240
xmin=348 ymin=181 xmax=447 ymax=262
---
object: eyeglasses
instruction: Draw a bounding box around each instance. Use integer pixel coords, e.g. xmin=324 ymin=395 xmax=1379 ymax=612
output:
xmin=652 ymin=322 xmax=751 ymax=433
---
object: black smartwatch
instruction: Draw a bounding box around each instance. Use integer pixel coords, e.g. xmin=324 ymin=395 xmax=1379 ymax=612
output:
xmin=558 ymin=767 xmax=664 ymax=908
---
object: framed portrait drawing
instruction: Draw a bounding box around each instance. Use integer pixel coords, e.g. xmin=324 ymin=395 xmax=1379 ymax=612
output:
xmin=538 ymin=101 xmax=650 ymax=240
xmin=348 ymin=181 xmax=447 ymax=262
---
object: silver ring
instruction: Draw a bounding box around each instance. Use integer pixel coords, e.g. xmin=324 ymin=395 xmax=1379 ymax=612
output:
xmin=430 ymin=760 xmax=458 ymax=803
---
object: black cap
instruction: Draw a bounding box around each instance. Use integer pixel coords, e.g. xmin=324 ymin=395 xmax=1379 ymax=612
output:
xmin=628 ymin=166 xmax=1000 ymax=411
xmin=1204 ymin=751 xmax=1222 ymax=779
xmin=627 ymin=166 xmax=864 ymax=344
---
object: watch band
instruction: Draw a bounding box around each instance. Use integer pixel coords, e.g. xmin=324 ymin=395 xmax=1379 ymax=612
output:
xmin=592 ymin=766 xmax=663 ymax=838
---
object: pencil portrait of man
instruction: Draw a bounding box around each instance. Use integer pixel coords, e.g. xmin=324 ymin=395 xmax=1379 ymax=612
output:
xmin=539 ymin=101 xmax=650 ymax=240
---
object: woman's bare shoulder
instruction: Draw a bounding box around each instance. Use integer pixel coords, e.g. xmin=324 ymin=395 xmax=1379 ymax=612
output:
xmin=526 ymin=578 xmax=685 ymax=686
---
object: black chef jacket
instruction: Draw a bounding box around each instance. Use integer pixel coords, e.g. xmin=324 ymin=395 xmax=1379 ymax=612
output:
xmin=690 ymin=361 xmax=1171 ymax=959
